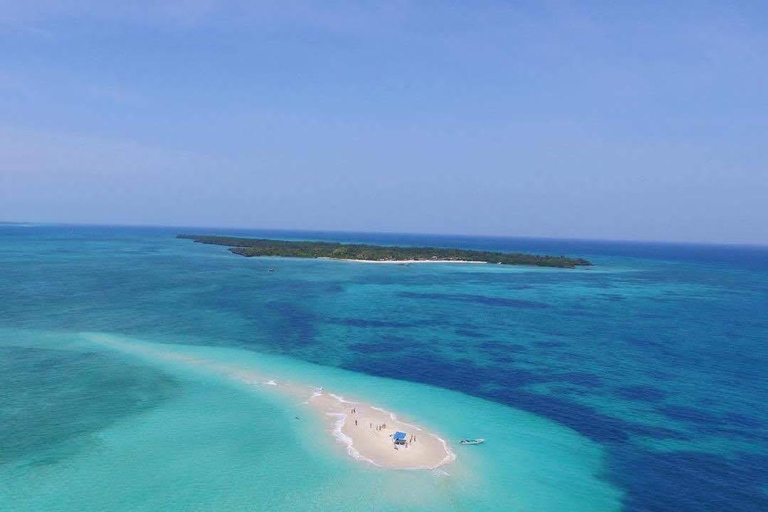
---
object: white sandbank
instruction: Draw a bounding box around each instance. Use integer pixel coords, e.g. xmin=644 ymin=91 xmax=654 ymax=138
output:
xmin=319 ymin=258 xmax=488 ymax=265
xmin=92 ymin=335 xmax=455 ymax=470
xmin=314 ymin=393 xmax=454 ymax=469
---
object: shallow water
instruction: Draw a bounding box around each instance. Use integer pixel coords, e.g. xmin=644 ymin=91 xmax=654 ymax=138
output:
xmin=1 ymin=225 xmax=766 ymax=511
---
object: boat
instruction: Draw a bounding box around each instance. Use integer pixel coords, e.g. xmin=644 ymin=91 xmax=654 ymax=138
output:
xmin=459 ymin=438 xmax=485 ymax=445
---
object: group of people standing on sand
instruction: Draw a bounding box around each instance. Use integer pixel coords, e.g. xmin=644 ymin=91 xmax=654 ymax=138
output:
xmin=395 ymin=434 xmax=418 ymax=451
xmin=348 ymin=406 xmax=417 ymax=447
xmin=344 ymin=404 xmax=424 ymax=453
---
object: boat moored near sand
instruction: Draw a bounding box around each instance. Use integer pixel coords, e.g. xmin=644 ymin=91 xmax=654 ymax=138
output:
xmin=459 ymin=438 xmax=485 ymax=445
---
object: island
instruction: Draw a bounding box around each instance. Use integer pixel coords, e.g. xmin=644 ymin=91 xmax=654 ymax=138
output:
xmin=178 ymin=235 xmax=592 ymax=268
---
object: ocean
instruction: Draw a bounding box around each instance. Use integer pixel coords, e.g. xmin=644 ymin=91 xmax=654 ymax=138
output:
xmin=1 ymin=224 xmax=766 ymax=511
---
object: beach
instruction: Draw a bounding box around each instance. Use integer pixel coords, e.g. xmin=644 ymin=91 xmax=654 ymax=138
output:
xmin=320 ymin=257 xmax=488 ymax=265
xmin=313 ymin=393 xmax=454 ymax=469
xmin=91 ymin=334 xmax=454 ymax=470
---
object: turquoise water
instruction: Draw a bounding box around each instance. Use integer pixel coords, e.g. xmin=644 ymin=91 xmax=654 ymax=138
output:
xmin=1 ymin=225 xmax=767 ymax=510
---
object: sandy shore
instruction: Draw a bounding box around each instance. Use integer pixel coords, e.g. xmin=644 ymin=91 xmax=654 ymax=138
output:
xmin=309 ymin=391 xmax=453 ymax=469
xmin=320 ymin=257 xmax=488 ymax=265
xmin=92 ymin=335 xmax=455 ymax=470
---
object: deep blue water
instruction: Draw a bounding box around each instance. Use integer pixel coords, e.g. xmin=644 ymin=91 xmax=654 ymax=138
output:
xmin=1 ymin=224 xmax=767 ymax=511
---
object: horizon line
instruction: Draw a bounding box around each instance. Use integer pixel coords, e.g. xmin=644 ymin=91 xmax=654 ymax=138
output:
xmin=2 ymin=219 xmax=767 ymax=250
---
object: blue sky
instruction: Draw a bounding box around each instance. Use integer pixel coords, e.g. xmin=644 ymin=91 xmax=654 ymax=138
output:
xmin=1 ymin=1 xmax=766 ymax=244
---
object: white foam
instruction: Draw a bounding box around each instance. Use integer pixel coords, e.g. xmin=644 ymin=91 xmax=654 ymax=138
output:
xmin=369 ymin=406 xmax=424 ymax=432
xmin=434 ymin=435 xmax=457 ymax=468
xmin=346 ymin=402 xmax=454 ymax=470
xmin=371 ymin=406 xmax=399 ymax=422
xmin=306 ymin=386 xmax=324 ymax=401
xmin=329 ymin=393 xmax=356 ymax=405
xmin=397 ymin=419 xmax=423 ymax=432
xmin=326 ymin=412 xmax=380 ymax=467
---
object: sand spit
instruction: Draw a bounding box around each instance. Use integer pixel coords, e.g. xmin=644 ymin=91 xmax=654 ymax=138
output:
xmin=90 ymin=334 xmax=455 ymax=471
xmin=311 ymin=392 xmax=454 ymax=470
xmin=319 ymin=258 xmax=487 ymax=265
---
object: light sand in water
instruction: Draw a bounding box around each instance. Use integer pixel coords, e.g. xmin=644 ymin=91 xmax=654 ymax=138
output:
xmin=320 ymin=257 xmax=487 ymax=265
xmin=308 ymin=392 xmax=453 ymax=469
xmin=92 ymin=335 xmax=455 ymax=470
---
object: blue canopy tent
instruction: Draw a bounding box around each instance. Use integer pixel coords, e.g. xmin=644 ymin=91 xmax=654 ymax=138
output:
xmin=393 ymin=431 xmax=407 ymax=445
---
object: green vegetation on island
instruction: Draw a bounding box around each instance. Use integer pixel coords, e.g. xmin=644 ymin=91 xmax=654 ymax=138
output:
xmin=178 ymin=235 xmax=592 ymax=268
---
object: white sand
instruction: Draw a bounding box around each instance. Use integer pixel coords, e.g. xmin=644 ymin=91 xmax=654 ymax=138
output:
xmin=93 ymin=335 xmax=455 ymax=470
xmin=322 ymin=258 xmax=488 ymax=265
xmin=309 ymin=392 xmax=454 ymax=469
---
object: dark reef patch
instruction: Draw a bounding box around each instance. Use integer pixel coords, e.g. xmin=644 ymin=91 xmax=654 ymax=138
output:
xmin=659 ymin=405 xmax=729 ymax=427
xmin=453 ymin=328 xmax=489 ymax=338
xmin=399 ymin=291 xmax=549 ymax=309
xmin=616 ymin=385 xmax=668 ymax=402
xmin=262 ymin=301 xmax=317 ymax=349
xmin=484 ymin=389 xmax=632 ymax=442
xmin=610 ymin=449 xmax=768 ymax=512
xmin=478 ymin=340 xmax=528 ymax=352
xmin=535 ymin=340 xmax=568 ymax=348
xmin=328 ymin=317 xmax=417 ymax=329
xmin=553 ymin=371 xmax=603 ymax=387
xmin=349 ymin=342 xmax=401 ymax=354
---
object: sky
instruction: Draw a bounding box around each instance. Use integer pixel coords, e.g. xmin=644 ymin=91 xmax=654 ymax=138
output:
xmin=1 ymin=1 xmax=767 ymax=244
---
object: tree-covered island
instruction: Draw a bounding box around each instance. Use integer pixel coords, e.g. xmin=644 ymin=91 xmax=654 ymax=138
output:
xmin=178 ymin=235 xmax=592 ymax=268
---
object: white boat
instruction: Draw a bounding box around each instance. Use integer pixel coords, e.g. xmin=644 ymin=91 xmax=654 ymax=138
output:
xmin=459 ymin=438 xmax=485 ymax=445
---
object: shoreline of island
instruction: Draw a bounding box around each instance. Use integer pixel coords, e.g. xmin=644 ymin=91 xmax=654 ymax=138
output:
xmin=314 ymin=391 xmax=456 ymax=470
xmin=89 ymin=333 xmax=455 ymax=471
xmin=319 ymin=257 xmax=488 ymax=265
xmin=177 ymin=234 xmax=592 ymax=269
